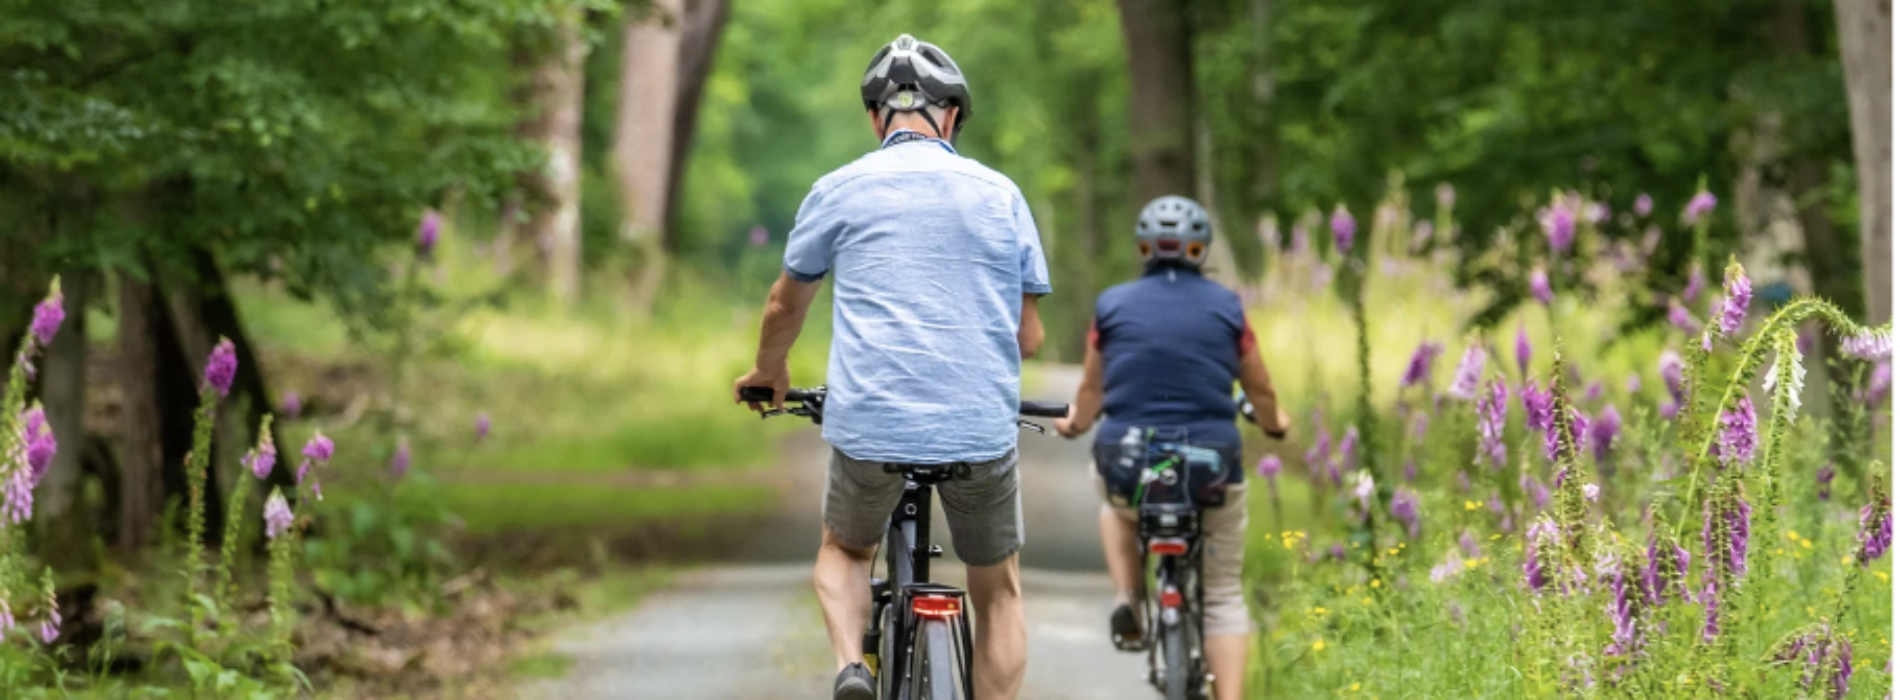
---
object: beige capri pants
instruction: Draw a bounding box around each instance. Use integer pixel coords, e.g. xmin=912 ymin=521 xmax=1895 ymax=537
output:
xmin=1091 ymin=467 xmax=1254 ymax=636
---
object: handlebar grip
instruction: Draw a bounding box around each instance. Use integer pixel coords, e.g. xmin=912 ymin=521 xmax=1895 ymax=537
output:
xmin=738 ymin=386 xmax=777 ymax=403
xmin=1019 ymin=401 xmax=1069 ymax=418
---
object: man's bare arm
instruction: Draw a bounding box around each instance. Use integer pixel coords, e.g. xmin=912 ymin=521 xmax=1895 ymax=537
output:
xmin=733 ymin=271 xmax=823 ymax=410
xmin=1018 ymin=294 xmax=1045 ymax=360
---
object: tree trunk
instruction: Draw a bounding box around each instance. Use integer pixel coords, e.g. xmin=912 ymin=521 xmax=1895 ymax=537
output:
xmin=615 ymin=0 xmax=684 ymax=310
xmin=1834 ymin=0 xmax=1891 ymax=323
xmin=116 ymin=274 xmax=164 ymax=552
xmin=614 ymin=0 xmax=682 ymax=241
xmin=519 ymin=5 xmax=589 ymax=303
xmin=1116 ymin=0 xmax=1197 ymax=203
xmin=661 ymin=0 xmax=732 ymax=244
xmin=38 ymin=270 xmax=92 ymax=572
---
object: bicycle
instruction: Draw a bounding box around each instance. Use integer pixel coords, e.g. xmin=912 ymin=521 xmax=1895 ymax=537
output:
xmin=1118 ymin=395 xmax=1267 ymax=700
xmin=737 ymin=385 xmax=1067 ymax=700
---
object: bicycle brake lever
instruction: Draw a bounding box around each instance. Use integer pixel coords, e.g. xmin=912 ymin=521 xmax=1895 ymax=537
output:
xmin=1017 ymin=420 xmax=1048 ymax=434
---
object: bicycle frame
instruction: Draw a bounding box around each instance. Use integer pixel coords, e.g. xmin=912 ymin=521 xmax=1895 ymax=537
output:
xmin=1139 ymin=493 xmax=1211 ymax=698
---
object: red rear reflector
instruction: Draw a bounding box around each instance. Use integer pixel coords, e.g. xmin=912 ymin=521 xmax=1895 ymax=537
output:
xmin=1160 ymin=589 xmax=1183 ymax=609
xmin=1149 ymin=540 xmax=1188 ymax=556
xmin=913 ymin=596 xmax=962 ymax=618
xmin=1157 ymin=239 xmax=1183 ymax=252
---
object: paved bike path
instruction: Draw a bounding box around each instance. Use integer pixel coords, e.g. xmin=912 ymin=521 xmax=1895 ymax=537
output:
xmin=520 ymin=365 xmax=1151 ymax=699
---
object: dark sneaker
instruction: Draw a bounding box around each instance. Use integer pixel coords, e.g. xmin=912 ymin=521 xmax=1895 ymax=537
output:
xmin=1110 ymin=602 xmax=1144 ymax=651
xmin=834 ymin=661 xmax=875 ymax=700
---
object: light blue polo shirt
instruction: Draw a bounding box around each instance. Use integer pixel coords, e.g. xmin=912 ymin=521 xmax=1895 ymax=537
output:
xmin=785 ymin=130 xmax=1052 ymax=464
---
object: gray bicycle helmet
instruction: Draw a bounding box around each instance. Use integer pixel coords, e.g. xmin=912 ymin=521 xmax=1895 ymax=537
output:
xmin=1136 ymin=195 xmax=1213 ymax=267
xmin=861 ymin=34 xmax=972 ymax=137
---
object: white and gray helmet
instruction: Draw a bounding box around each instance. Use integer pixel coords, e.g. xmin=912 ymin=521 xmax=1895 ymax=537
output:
xmin=1136 ymin=195 xmax=1213 ymax=267
xmin=861 ymin=34 xmax=972 ymax=135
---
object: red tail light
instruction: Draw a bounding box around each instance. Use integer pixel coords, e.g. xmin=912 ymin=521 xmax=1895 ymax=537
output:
xmin=913 ymin=596 xmax=962 ymax=618
xmin=1159 ymin=588 xmax=1183 ymax=609
xmin=1148 ymin=539 xmax=1189 ymax=556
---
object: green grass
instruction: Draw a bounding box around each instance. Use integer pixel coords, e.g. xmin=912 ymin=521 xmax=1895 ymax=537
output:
xmin=434 ymin=482 xmax=776 ymax=534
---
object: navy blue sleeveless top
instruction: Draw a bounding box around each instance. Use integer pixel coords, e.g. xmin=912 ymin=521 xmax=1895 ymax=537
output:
xmin=1090 ymin=266 xmax=1253 ymax=482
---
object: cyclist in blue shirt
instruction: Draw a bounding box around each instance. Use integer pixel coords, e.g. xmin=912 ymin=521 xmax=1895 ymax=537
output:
xmin=1054 ymin=196 xmax=1289 ymax=700
xmin=735 ymin=35 xmax=1050 ymax=700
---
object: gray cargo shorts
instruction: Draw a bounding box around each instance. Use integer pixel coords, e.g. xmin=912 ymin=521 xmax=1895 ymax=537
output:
xmin=824 ymin=448 xmax=1024 ymax=567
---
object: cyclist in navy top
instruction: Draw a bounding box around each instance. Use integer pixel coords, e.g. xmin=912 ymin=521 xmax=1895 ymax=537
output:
xmin=1055 ymin=195 xmax=1290 ymax=700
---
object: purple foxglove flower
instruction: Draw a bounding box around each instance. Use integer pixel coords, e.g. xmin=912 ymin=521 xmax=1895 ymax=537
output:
xmin=263 ymin=490 xmax=294 ymax=539
xmin=22 ymin=406 xmax=55 ymax=483
xmin=203 ymin=338 xmax=238 ymax=397
xmin=1699 ymin=579 xmax=1722 ymax=642
xmin=1543 ymin=407 xmax=1587 ymax=463
xmin=1459 ymin=531 xmax=1481 ymax=558
xmin=1529 ymin=268 xmax=1553 ymax=306
xmin=1602 ymin=560 xmax=1636 ymax=656
xmin=1542 ymin=204 xmax=1576 ymax=255
xmin=1436 ymin=183 xmax=1456 ymax=210
xmin=1337 ymin=426 xmax=1359 ymax=472
xmin=1304 ymin=425 xmax=1331 ymax=478
xmin=1625 ymin=373 xmax=1641 ymax=394
xmin=1640 ymin=540 xmax=1664 ymax=605
xmin=29 ymin=288 xmax=64 ymax=350
xmin=1583 ymin=381 xmax=1603 ymax=404
xmin=417 ymin=210 xmax=442 ymax=257
xmin=1447 ymin=344 xmax=1486 ymax=400
xmin=243 ymin=430 xmax=277 ymax=480
xmin=476 ymin=412 xmax=492 ymax=442
xmin=1411 ymin=411 xmax=1430 ymax=446
xmin=1727 ymin=497 xmax=1751 ymax=577
xmin=1683 ymin=264 xmax=1707 ymax=304
xmin=1402 ymin=458 xmax=1417 ymax=482
xmin=301 ymin=432 xmax=334 ymax=462
xmin=1831 ymin=639 xmax=1853 ymax=699
xmin=1454 ymin=470 xmax=1470 ymax=493
xmin=1522 ymin=381 xmax=1554 ymax=433
xmin=1590 ymin=405 xmax=1621 ymax=462
xmin=39 ymin=606 xmax=59 ymax=644
xmin=1515 ymin=326 xmax=1533 ymax=379
xmin=1659 ymin=350 xmax=1684 ymax=400
xmin=1583 ymin=483 xmax=1600 ymax=502
xmin=1718 ymin=266 xmax=1751 ymax=338
xmin=1476 ymin=379 xmax=1509 ymax=469
xmin=1401 ymin=341 xmax=1444 ymax=389
xmin=1716 ymin=396 xmax=1758 ymax=469
xmin=280 ymin=391 xmax=302 ymax=419
xmin=1633 ymin=193 xmax=1653 ymax=218
xmin=1525 ymin=519 xmax=1558 ymax=593
xmin=1330 ymin=205 xmax=1356 ymax=255
xmin=1667 ymin=298 xmax=1701 ymax=335
xmin=1684 ymin=190 xmax=1718 ymax=225
xmin=1523 ymin=473 xmax=1551 ymax=510
xmin=747 ymin=225 xmax=769 ymax=248
xmin=1391 ymin=488 xmax=1421 ymax=538
xmin=2 ymin=466 xmax=31 ymax=524
xmin=1256 ymin=454 xmax=1282 ymax=480
xmin=1858 ymin=498 xmax=1892 ymax=565
xmin=1817 ymin=463 xmax=1836 ymax=501
xmin=1864 ymin=359 xmax=1891 ymax=407
xmin=1350 ymin=470 xmax=1374 ymax=515
xmin=1842 ymin=328 xmax=1893 ymax=361
xmin=391 ymin=438 xmax=412 ymax=480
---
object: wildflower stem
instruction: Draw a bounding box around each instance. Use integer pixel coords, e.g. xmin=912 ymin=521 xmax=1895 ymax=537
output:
xmin=1674 ymin=298 xmax=1860 ymax=537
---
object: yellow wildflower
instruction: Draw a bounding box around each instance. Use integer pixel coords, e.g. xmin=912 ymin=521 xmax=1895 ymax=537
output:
xmin=1313 ymin=638 xmax=1325 ymax=651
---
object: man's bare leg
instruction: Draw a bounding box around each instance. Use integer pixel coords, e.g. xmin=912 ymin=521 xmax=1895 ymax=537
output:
xmin=966 ymin=554 xmax=1027 ymax=699
xmin=815 ymin=526 xmax=876 ymax=670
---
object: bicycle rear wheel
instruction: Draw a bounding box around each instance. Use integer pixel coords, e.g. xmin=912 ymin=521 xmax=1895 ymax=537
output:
xmin=1160 ymin=620 xmax=1189 ymax=700
xmin=911 ymin=617 xmax=968 ymax=700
